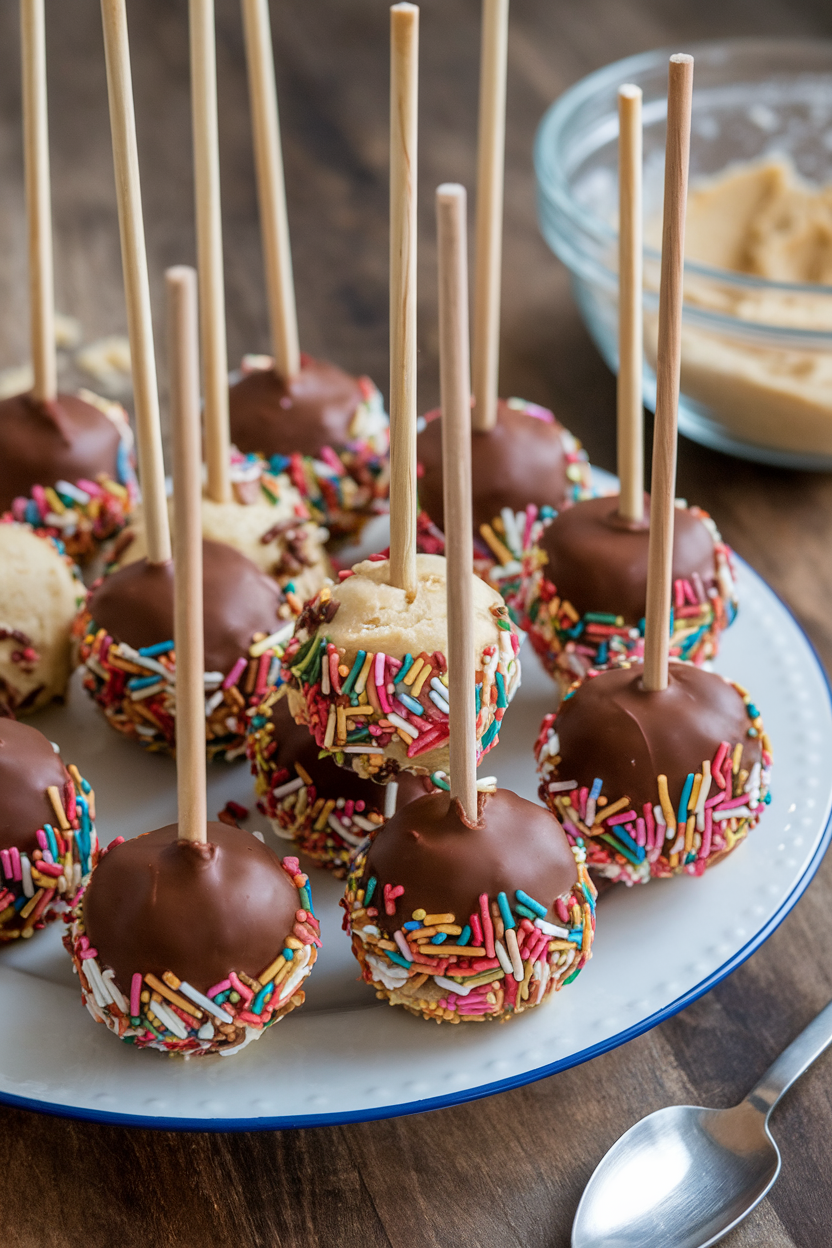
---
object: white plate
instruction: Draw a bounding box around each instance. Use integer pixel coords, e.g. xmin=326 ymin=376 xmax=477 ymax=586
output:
xmin=1 ymin=556 xmax=830 ymax=1130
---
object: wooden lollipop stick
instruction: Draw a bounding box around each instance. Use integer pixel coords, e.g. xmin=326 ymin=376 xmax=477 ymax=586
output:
xmin=190 ymin=0 xmax=231 ymax=503
xmin=617 ymin=83 xmax=644 ymax=524
xmin=21 ymin=0 xmax=56 ymax=402
xmin=437 ymin=184 xmax=477 ymax=824
xmin=643 ymin=54 xmax=693 ymax=693
xmin=471 ymin=0 xmax=508 ymax=434
xmin=389 ymin=2 xmax=419 ymax=597
xmin=240 ymin=0 xmax=300 ymax=381
xmin=167 ymin=266 xmax=207 ymax=846
xmin=101 ymin=0 xmax=171 ymax=564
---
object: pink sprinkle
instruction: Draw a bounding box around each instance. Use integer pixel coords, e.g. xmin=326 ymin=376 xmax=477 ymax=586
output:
xmin=79 ymin=947 xmax=98 ymax=960
xmin=555 ymin=897 xmax=570 ymax=924
xmin=522 ymin=505 xmax=538 ymax=550
xmin=282 ymin=857 xmax=301 ymax=876
xmin=208 ymin=979 xmax=231 ymax=998
xmin=10 ymin=847 xmax=21 ymax=882
xmin=223 ymin=656 xmax=247 ymax=690
xmin=338 ymin=569 xmax=355 ymax=581
xmin=229 ymin=972 xmax=253 ymax=1004
xmin=344 ymin=800 xmax=355 ymax=819
xmin=636 ymin=817 xmax=647 ymax=847
xmin=36 ymin=860 xmax=63 ymax=878
xmin=643 ymin=803 xmax=656 ymax=850
xmin=0 ymin=850 xmax=10 ymax=880
xmin=320 ymin=446 xmax=344 ymax=474
xmin=65 ymin=779 xmax=77 ymax=824
xmin=367 ymin=552 xmax=387 ymax=562
xmin=578 ymin=787 xmax=588 ymax=821
xmin=36 ymin=829 xmax=48 ymax=851
xmin=605 ymin=810 xmax=636 ymax=827
xmin=479 ymin=893 xmax=495 ymax=958
xmin=109 ymin=836 xmax=125 ymax=849
xmin=470 ymin=912 xmax=483 ymax=945
xmin=0 ymin=890 xmax=13 ymax=910
xmin=691 ymin=570 xmax=706 ymax=603
xmin=130 ymin=973 xmax=142 ymax=1016
xmin=329 ymin=651 xmax=342 ymax=695
xmin=700 ymin=807 xmax=714 ymax=859
xmin=254 ymin=652 xmax=271 ymax=696
xmin=76 ymin=478 xmax=103 ymax=497
xmin=715 ymin=792 xmax=751 ymax=812
xmin=712 ymin=741 xmax=729 ymax=782
xmin=375 ymin=653 xmax=391 ymax=712
xmin=383 ymin=883 xmax=404 ymax=916
xmin=673 ymin=580 xmax=685 ymax=610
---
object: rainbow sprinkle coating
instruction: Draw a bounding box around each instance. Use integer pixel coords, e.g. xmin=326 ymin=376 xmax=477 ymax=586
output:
xmin=4 ymin=390 xmax=136 ymax=564
xmin=75 ymin=610 xmax=294 ymax=762
xmin=515 ymin=504 xmax=738 ymax=697
xmin=342 ymin=840 xmax=595 ymax=1022
xmin=535 ymin=675 xmax=772 ymax=886
xmin=246 ymin=687 xmax=397 ymax=874
xmin=238 ymin=354 xmax=389 ymax=543
xmin=0 ymin=761 xmax=98 ymax=942
xmin=64 ymin=852 xmax=318 ymax=1056
xmin=280 ymin=572 xmax=521 ymax=780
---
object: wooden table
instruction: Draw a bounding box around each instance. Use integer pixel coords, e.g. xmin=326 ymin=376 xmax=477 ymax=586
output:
xmin=2 ymin=2 xmax=832 ymax=1245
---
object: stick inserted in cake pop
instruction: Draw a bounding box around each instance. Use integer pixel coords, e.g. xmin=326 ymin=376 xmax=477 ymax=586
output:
xmin=642 ymin=54 xmax=693 ymax=693
xmin=471 ymin=0 xmax=508 ymax=434
xmin=167 ymin=265 xmax=207 ymax=845
xmin=21 ymin=0 xmax=55 ymax=403
xmin=190 ymin=0 xmax=231 ymax=503
xmin=617 ymin=83 xmax=643 ymax=525
xmin=437 ymin=184 xmax=477 ymax=824
xmin=240 ymin=0 xmax=300 ymax=382
xmin=389 ymin=2 xmax=419 ymax=596
xmin=100 ymin=0 xmax=170 ymax=564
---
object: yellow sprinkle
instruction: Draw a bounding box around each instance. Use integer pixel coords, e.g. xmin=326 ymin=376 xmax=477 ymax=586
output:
xmin=732 ymin=742 xmax=743 ymax=774
xmin=45 ymin=486 xmax=66 ymax=514
xmin=395 ymin=727 xmax=414 ymax=745
xmin=336 ymin=705 xmax=347 ymax=746
xmin=657 ymin=775 xmax=677 ymax=831
xmin=591 ymin=795 xmax=630 ymax=825
xmin=684 ymin=814 xmax=696 ymax=856
xmin=412 ymin=908 xmax=426 ymax=921
xmin=547 ymin=596 xmax=562 ymax=619
xmin=47 ymin=785 xmax=71 ymax=831
xmin=258 ymin=953 xmax=287 ymax=985
xmin=354 ymin=652 xmax=375 ymax=696
xmin=411 ymin=662 xmax=432 ymax=698
xmin=561 ymin=600 xmax=580 ymax=623
xmin=402 ymin=657 xmax=424 ymax=687
xmin=19 ymin=889 xmax=44 ymax=920
xmin=424 ymin=913 xmax=455 ymax=926
xmin=344 ymin=704 xmax=373 ymax=716
xmin=324 ymin=706 xmax=336 ymax=750
xmin=295 ymin=762 xmax=313 ymax=786
xmin=314 ymin=799 xmax=336 ymax=831
xmin=479 ymin=523 xmax=514 ymax=566
xmin=688 ymin=773 xmax=703 ymax=813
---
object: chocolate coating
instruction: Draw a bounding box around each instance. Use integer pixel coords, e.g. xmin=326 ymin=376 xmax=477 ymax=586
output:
xmin=0 ymin=391 xmax=121 ymax=511
xmin=229 ymin=356 xmax=366 ymax=458
xmin=88 ymin=539 xmax=284 ymax=675
xmin=83 ymin=822 xmax=299 ymax=996
xmin=0 ymin=719 xmax=69 ymax=854
xmin=364 ymin=788 xmax=577 ymax=930
xmin=554 ymin=662 xmax=760 ymax=810
xmin=417 ymin=401 xmax=570 ymax=534
xmin=539 ymin=494 xmax=717 ymax=623
xmin=268 ymin=696 xmax=433 ymax=812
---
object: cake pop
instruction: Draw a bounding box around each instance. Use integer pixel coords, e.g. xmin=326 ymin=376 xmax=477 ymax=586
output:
xmin=534 ymin=56 xmax=769 ymax=888
xmin=343 ymin=184 xmax=594 ymax=1023
xmin=0 ymin=718 xmax=98 ymax=941
xmin=0 ymin=520 xmax=84 ymax=715
xmin=4 ymin=2 xmax=135 ymax=564
xmin=228 ymin=0 xmax=388 ymax=543
xmin=63 ymin=261 xmax=318 ymax=1057
xmin=247 ymin=688 xmax=434 ymax=873
xmin=515 ymin=81 xmax=736 ymax=694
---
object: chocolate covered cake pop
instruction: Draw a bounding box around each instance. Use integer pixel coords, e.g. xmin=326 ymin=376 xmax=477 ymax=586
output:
xmin=517 ymin=494 xmax=737 ymax=697
xmin=64 ymin=824 xmax=318 ymax=1055
xmin=281 ymin=553 xmax=520 ymax=783
xmin=0 ymin=719 xmax=98 ymax=941
xmin=0 ymin=521 xmax=84 ymax=715
xmin=0 ymin=388 xmax=136 ymax=564
xmin=343 ymin=788 xmax=595 ymax=1022
xmin=535 ymin=660 xmax=771 ymax=886
xmin=75 ymin=538 xmax=291 ymax=760
xmin=229 ymin=354 xmax=388 ymax=544
xmin=417 ymin=398 xmax=591 ymax=597
xmin=247 ymin=689 xmax=434 ymax=874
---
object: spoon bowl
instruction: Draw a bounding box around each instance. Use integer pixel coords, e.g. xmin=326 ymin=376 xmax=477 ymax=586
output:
xmin=572 ymin=1100 xmax=780 ymax=1248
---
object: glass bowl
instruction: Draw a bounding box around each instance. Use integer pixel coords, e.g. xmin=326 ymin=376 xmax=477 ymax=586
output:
xmin=535 ymin=38 xmax=832 ymax=469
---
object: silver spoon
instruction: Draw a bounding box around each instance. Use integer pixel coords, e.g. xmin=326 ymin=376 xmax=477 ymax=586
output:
xmin=572 ymin=997 xmax=832 ymax=1248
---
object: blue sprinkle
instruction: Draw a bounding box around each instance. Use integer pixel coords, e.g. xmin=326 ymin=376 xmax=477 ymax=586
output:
xmin=403 ymin=920 xmax=421 ymax=931
xmin=398 ymin=692 xmax=424 ymax=717
xmin=25 ymin=500 xmax=41 ymax=526
xmin=582 ymin=883 xmax=596 ymax=913
xmin=267 ymin=656 xmax=282 ymax=686
xmin=251 ymin=983 xmax=274 ymax=1015
xmin=43 ymin=823 xmax=59 ymax=861
xmin=282 ymin=947 xmax=294 ymax=961
xmin=515 ymin=889 xmax=547 ymax=918
xmin=364 ymin=876 xmax=377 ymax=906
xmin=747 ymin=703 xmax=760 ymax=719
xmin=116 ymin=439 xmax=132 ymax=485
xmin=13 ymin=895 xmax=27 ymax=912
xmin=475 ymin=683 xmax=482 ymax=713
xmin=394 ymin=654 xmax=415 ymax=686
xmin=81 ymin=779 xmax=91 ymax=794
xmin=138 ymin=641 xmax=175 ymax=657
xmin=677 ymin=773 xmax=695 ymax=827
xmin=589 ymin=778 xmax=603 ymax=801
xmin=213 ymin=990 xmax=231 ymax=1005
xmin=495 ymin=671 xmax=508 ymax=709
xmin=764 ymin=791 xmax=772 ymax=804
xmin=568 ymin=927 xmax=584 ymax=941
xmin=128 ymin=674 xmax=163 ymax=691
xmin=515 ymin=903 xmax=538 ymax=921
xmin=497 ymin=891 xmax=515 ymax=930
xmin=341 ymin=650 xmax=366 ymax=697
xmin=430 ymin=932 xmax=447 ymax=945
xmin=386 ymin=949 xmax=411 ymax=969
xmin=596 ymin=641 xmax=608 ymax=665
xmin=480 ymin=719 xmax=499 ymax=749
xmin=459 ymin=924 xmax=471 ymax=946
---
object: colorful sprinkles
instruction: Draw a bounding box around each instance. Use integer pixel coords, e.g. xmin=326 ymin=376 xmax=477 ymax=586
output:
xmin=64 ymin=854 xmax=318 ymax=1056
xmin=238 ymin=354 xmax=390 ymax=542
xmin=535 ymin=676 xmax=772 ymax=885
xmin=516 ymin=504 xmax=738 ymax=695
xmin=280 ymin=580 xmax=521 ymax=779
xmin=342 ymin=840 xmax=595 ymax=1022
xmin=74 ymin=610 xmax=294 ymax=762
xmin=0 ymin=761 xmax=98 ymax=942
xmin=3 ymin=390 xmax=137 ymax=564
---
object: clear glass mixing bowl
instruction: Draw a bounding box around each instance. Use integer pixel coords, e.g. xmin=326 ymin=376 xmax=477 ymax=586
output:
xmin=535 ymin=38 xmax=832 ymax=469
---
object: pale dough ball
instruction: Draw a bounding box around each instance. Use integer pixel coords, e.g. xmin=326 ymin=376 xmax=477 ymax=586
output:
xmin=0 ymin=524 xmax=83 ymax=714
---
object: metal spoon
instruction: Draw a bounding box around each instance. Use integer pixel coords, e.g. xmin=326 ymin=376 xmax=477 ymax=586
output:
xmin=572 ymin=998 xmax=832 ymax=1248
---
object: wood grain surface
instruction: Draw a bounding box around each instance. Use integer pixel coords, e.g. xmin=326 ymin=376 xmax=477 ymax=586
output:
xmin=2 ymin=1 xmax=832 ymax=1245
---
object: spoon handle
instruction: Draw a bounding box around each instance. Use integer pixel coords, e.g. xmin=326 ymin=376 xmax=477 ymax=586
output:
xmin=746 ymin=997 xmax=832 ymax=1116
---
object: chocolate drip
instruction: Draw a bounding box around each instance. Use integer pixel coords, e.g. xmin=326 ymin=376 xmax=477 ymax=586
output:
xmin=552 ymin=662 xmax=760 ymax=812
xmin=88 ymin=539 xmax=284 ymax=675
xmin=0 ymin=391 xmax=121 ymax=511
xmin=83 ymin=822 xmax=300 ymax=996
xmin=538 ymin=494 xmax=717 ymax=623
xmin=229 ymin=356 xmax=367 ymax=458
xmin=417 ymin=400 xmax=570 ymax=534
xmin=0 ymin=719 xmax=70 ymax=854
xmin=363 ymin=788 xmax=577 ymax=930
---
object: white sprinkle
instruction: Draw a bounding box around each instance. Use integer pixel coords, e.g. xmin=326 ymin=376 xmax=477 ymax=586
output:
xmin=149 ymin=998 xmax=189 ymax=1040
xmin=272 ymin=776 xmax=305 ymax=800
xmin=327 ymin=813 xmax=364 ymax=847
xmin=387 ymin=711 xmax=421 ymax=737
xmin=393 ymin=930 xmax=414 ymax=962
xmin=353 ymin=814 xmax=379 ymax=833
xmin=534 ymin=917 xmax=570 ymax=938
xmin=435 ymin=975 xmax=473 ymax=997
xmin=494 ymin=940 xmax=513 ymax=976
xmin=178 ymin=980 xmax=234 ymax=1024
xmin=205 ymin=690 xmax=224 ymax=716
xmin=21 ymin=855 xmax=33 ymax=899
xmin=429 ymin=690 xmax=450 ymax=715
xmin=384 ymin=781 xmax=399 ymax=819
xmin=547 ymin=779 xmax=577 ymax=793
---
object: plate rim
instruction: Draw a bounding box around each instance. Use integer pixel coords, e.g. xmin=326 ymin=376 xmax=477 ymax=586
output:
xmin=3 ymin=554 xmax=831 ymax=1133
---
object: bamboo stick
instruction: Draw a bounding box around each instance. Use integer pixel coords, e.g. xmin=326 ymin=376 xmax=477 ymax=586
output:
xmin=388 ymin=3 xmax=419 ymax=596
xmin=643 ymin=55 xmax=693 ymax=693
xmin=167 ymin=266 xmax=207 ymax=845
xmin=617 ymin=83 xmax=644 ymax=523
xmin=100 ymin=0 xmax=171 ymax=564
xmin=21 ymin=0 xmax=56 ymax=402
xmin=437 ymin=183 xmax=477 ymax=822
